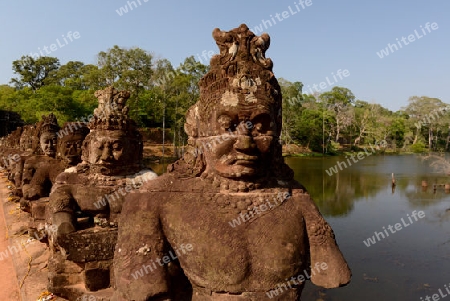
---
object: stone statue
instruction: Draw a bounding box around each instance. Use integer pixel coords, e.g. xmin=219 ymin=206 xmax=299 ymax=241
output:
xmin=12 ymin=124 xmax=41 ymax=196
xmin=47 ymin=86 xmax=157 ymax=298
xmin=112 ymin=24 xmax=351 ymax=301
xmin=0 ymin=126 xmax=23 ymax=182
xmin=56 ymin=122 xmax=90 ymax=167
xmin=20 ymin=113 xmax=61 ymax=210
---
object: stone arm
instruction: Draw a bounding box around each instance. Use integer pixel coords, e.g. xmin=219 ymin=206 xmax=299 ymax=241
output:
xmin=21 ymin=160 xmax=37 ymax=186
xmin=48 ymin=184 xmax=78 ymax=242
xmin=24 ymin=158 xmax=65 ymax=201
xmin=293 ymin=189 xmax=351 ymax=288
xmin=113 ymin=192 xmax=172 ymax=301
xmin=14 ymin=158 xmax=26 ymax=189
xmin=23 ymin=165 xmax=51 ymax=200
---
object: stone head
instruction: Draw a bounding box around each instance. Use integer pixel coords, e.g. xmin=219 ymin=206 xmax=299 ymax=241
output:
xmin=39 ymin=113 xmax=59 ymax=158
xmin=6 ymin=127 xmax=23 ymax=150
xmin=81 ymin=129 xmax=142 ymax=174
xmin=40 ymin=132 xmax=57 ymax=157
xmin=181 ymin=24 xmax=288 ymax=181
xmin=57 ymin=122 xmax=89 ymax=166
xmin=81 ymin=86 xmax=142 ymax=175
xmin=19 ymin=125 xmax=39 ymax=153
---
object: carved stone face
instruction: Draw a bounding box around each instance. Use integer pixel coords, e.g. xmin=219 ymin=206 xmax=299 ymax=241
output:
xmin=86 ymin=130 xmax=128 ymax=167
xmin=60 ymin=134 xmax=85 ymax=165
xmin=40 ymin=132 xmax=57 ymax=157
xmin=201 ymin=104 xmax=277 ymax=179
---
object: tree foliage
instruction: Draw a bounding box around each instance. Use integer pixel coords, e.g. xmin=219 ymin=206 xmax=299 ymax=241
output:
xmin=4 ymin=47 xmax=450 ymax=154
xmin=11 ymin=56 xmax=60 ymax=91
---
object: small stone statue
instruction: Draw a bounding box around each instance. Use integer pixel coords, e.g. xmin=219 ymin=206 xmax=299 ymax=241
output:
xmin=47 ymin=86 xmax=157 ymax=297
xmin=20 ymin=113 xmax=62 ymax=210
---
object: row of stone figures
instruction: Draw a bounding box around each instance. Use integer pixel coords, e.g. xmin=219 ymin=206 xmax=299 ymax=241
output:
xmin=0 ymin=85 xmax=158 ymax=299
xmin=0 ymin=24 xmax=351 ymax=301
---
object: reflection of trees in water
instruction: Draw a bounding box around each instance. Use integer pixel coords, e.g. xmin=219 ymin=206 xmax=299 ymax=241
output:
xmin=287 ymin=156 xmax=450 ymax=217
xmin=289 ymin=160 xmax=389 ymax=217
xmin=322 ymin=170 xmax=388 ymax=217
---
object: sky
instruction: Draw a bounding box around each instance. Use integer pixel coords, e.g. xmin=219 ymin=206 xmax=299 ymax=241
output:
xmin=0 ymin=0 xmax=448 ymax=111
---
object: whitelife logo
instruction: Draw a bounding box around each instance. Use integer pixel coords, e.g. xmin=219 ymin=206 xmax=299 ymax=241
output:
xmin=29 ymin=31 xmax=81 ymax=59
xmin=376 ymin=22 xmax=438 ymax=59
xmin=363 ymin=210 xmax=425 ymax=247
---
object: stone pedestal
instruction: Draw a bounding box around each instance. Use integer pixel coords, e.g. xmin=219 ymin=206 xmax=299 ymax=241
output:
xmin=49 ymin=228 xmax=118 ymax=300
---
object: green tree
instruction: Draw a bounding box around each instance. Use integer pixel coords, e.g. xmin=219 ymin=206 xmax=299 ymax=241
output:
xmin=279 ymin=78 xmax=303 ymax=145
xmin=97 ymin=45 xmax=153 ymax=92
xmin=0 ymin=85 xmax=17 ymax=111
xmin=11 ymin=56 xmax=60 ymax=91
xmin=320 ymin=87 xmax=355 ymax=143
xmin=389 ymin=112 xmax=407 ymax=149
xmin=97 ymin=45 xmax=154 ymax=121
xmin=353 ymin=100 xmax=377 ymax=145
xmin=403 ymin=96 xmax=449 ymax=150
xmin=166 ymin=56 xmax=208 ymax=154
xmin=54 ymin=61 xmax=102 ymax=90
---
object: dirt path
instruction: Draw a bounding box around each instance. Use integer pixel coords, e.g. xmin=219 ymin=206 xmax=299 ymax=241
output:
xmin=0 ymin=177 xmax=21 ymax=300
xmin=0 ymin=173 xmax=70 ymax=301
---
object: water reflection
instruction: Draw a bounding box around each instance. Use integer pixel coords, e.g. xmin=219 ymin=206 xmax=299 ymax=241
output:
xmin=285 ymin=155 xmax=450 ymax=217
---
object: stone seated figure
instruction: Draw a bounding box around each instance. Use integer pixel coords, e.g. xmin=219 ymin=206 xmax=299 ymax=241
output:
xmin=0 ymin=127 xmax=23 ymax=183
xmin=12 ymin=124 xmax=39 ymax=195
xmin=18 ymin=115 xmax=90 ymax=239
xmin=47 ymin=86 xmax=157 ymax=299
xmin=20 ymin=114 xmax=62 ymax=212
xmin=15 ymin=121 xmax=88 ymax=203
xmin=112 ymin=24 xmax=351 ymax=301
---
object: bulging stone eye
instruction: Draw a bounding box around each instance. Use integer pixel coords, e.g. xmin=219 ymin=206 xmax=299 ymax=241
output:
xmin=252 ymin=123 xmax=262 ymax=137
xmin=113 ymin=143 xmax=122 ymax=151
xmin=93 ymin=141 xmax=102 ymax=149
xmin=218 ymin=115 xmax=233 ymax=131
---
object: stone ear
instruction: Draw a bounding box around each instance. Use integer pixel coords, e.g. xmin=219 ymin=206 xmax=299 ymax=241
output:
xmin=80 ymin=134 xmax=92 ymax=162
xmin=184 ymin=104 xmax=199 ymax=138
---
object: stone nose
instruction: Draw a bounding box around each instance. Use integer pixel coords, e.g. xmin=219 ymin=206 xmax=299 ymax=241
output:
xmin=236 ymin=121 xmax=251 ymax=136
xmin=233 ymin=135 xmax=256 ymax=152
xmin=101 ymin=146 xmax=114 ymax=161
xmin=68 ymin=144 xmax=78 ymax=155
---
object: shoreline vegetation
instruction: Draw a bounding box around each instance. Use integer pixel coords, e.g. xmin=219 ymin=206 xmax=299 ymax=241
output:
xmin=281 ymin=143 xmax=423 ymax=157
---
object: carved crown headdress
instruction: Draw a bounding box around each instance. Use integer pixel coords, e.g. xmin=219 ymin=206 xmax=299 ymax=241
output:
xmin=40 ymin=113 xmax=59 ymax=135
xmin=89 ymin=86 xmax=134 ymax=131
